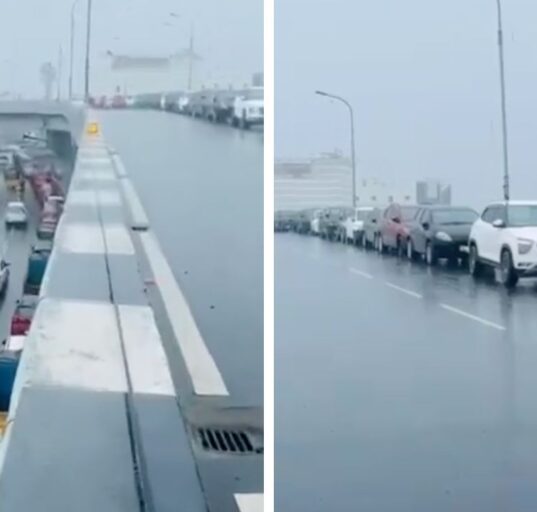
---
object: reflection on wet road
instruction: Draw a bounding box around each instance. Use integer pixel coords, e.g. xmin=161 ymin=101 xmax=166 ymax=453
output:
xmin=276 ymin=233 xmax=537 ymax=512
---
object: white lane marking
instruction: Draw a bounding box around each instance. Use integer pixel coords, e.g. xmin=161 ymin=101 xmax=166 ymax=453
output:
xmin=117 ymin=305 xmax=175 ymax=396
xmin=385 ymin=282 xmax=423 ymax=299
xmin=440 ymin=303 xmax=506 ymax=331
xmin=349 ymin=267 xmax=373 ymax=279
xmin=121 ymin=177 xmax=150 ymax=229
xmin=139 ymin=231 xmax=228 ymax=396
xmin=234 ymin=494 xmax=263 ymax=512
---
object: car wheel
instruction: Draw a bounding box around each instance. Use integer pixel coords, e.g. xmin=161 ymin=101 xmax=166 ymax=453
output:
xmin=469 ymin=244 xmax=482 ymax=278
xmin=425 ymin=241 xmax=437 ymax=266
xmin=378 ymin=235 xmax=385 ymax=254
xmin=500 ymin=249 xmax=519 ymax=288
xmin=407 ymin=238 xmax=416 ymax=261
xmin=396 ymin=237 xmax=404 ymax=258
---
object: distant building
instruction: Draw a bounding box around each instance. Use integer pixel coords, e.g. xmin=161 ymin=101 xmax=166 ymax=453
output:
xmin=91 ymin=50 xmax=202 ymax=96
xmin=275 ymin=152 xmax=352 ymax=210
xmin=416 ymin=180 xmax=451 ymax=205
xmin=356 ymin=178 xmax=414 ymax=206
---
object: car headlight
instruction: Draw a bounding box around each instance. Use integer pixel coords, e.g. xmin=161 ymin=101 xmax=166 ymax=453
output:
xmin=517 ymin=238 xmax=533 ymax=255
xmin=435 ymin=231 xmax=452 ymax=242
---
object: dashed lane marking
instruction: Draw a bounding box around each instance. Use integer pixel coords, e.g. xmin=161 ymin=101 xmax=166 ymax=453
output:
xmin=440 ymin=303 xmax=506 ymax=331
xmin=385 ymin=282 xmax=423 ymax=299
xmin=349 ymin=267 xmax=373 ymax=279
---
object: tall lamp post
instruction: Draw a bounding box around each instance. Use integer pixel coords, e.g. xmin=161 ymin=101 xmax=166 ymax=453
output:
xmin=315 ymin=90 xmax=357 ymax=208
xmin=495 ymin=0 xmax=510 ymax=201
xmin=68 ymin=0 xmax=82 ymax=100
xmin=84 ymin=0 xmax=93 ymax=103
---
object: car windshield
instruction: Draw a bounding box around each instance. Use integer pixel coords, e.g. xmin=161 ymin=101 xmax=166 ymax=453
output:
xmin=507 ymin=205 xmax=537 ymax=227
xmin=401 ymin=206 xmax=418 ymax=221
xmin=433 ymin=208 xmax=478 ymax=225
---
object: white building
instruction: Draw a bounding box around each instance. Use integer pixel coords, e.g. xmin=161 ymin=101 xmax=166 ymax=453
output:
xmin=91 ymin=50 xmax=202 ymax=96
xmin=275 ymin=153 xmax=415 ymax=211
xmin=275 ymin=153 xmax=353 ymax=211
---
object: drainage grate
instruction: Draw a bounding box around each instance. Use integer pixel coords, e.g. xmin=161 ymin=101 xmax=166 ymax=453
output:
xmin=196 ymin=427 xmax=262 ymax=455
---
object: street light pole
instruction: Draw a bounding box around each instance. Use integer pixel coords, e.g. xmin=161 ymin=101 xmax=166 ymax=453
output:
xmin=69 ymin=0 xmax=81 ymax=100
xmin=84 ymin=0 xmax=93 ymax=103
xmin=315 ymin=90 xmax=357 ymax=208
xmin=495 ymin=0 xmax=510 ymax=201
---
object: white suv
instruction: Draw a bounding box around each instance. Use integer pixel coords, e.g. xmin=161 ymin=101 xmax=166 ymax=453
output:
xmin=469 ymin=201 xmax=537 ymax=287
xmin=342 ymin=206 xmax=374 ymax=245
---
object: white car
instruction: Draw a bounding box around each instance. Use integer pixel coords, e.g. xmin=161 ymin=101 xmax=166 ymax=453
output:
xmin=232 ymin=87 xmax=264 ymax=129
xmin=5 ymin=201 xmax=28 ymax=228
xmin=342 ymin=206 xmax=374 ymax=245
xmin=469 ymin=200 xmax=537 ymax=287
xmin=310 ymin=210 xmax=322 ymax=235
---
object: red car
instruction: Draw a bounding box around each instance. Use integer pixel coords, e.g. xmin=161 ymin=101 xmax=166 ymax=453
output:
xmin=377 ymin=203 xmax=419 ymax=255
xmin=10 ymin=295 xmax=39 ymax=335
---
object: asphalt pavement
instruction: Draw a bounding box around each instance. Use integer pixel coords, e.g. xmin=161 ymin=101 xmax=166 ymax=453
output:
xmin=276 ymin=233 xmax=537 ymax=512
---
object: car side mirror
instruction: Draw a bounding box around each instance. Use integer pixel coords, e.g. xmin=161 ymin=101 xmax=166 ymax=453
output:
xmin=492 ymin=218 xmax=505 ymax=228
xmin=422 ymin=222 xmax=430 ymax=230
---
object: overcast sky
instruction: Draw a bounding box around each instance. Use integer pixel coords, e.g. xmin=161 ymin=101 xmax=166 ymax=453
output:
xmin=0 ymin=0 xmax=262 ymax=99
xmin=276 ymin=0 xmax=537 ymax=207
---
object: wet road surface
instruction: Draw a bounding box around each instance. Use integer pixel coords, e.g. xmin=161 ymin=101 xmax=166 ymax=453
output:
xmin=276 ymin=233 xmax=537 ymax=512
xmin=100 ymin=110 xmax=263 ymax=408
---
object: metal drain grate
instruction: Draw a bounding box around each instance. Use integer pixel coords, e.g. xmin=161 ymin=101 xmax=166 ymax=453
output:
xmin=197 ymin=427 xmax=262 ymax=454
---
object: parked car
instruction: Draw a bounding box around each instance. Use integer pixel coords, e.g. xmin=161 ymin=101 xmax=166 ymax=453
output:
xmin=274 ymin=211 xmax=295 ymax=232
xmin=310 ymin=210 xmax=323 ymax=236
xmin=5 ymin=201 xmax=28 ymax=228
xmin=319 ymin=207 xmax=353 ymax=241
xmin=377 ymin=204 xmax=419 ymax=254
xmin=339 ymin=206 xmax=375 ymax=245
xmin=469 ymin=201 xmax=537 ymax=287
xmin=294 ymin=209 xmax=316 ymax=234
xmin=232 ymin=87 xmax=264 ymax=129
xmin=10 ymin=295 xmax=39 ymax=335
xmin=406 ymin=206 xmax=478 ymax=265
xmin=0 ymin=260 xmax=9 ymax=296
xmin=363 ymin=207 xmax=385 ymax=249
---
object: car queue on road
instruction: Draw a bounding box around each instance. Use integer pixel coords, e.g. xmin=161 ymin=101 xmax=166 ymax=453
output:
xmin=276 ymin=200 xmax=537 ymax=289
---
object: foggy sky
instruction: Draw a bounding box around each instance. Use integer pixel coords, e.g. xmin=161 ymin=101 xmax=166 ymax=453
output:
xmin=276 ymin=0 xmax=537 ymax=208
xmin=0 ymin=0 xmax=262 ymax=99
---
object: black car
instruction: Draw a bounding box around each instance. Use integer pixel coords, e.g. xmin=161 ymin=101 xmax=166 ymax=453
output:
xmin=406 ymin=205 xmax=478 ymax=265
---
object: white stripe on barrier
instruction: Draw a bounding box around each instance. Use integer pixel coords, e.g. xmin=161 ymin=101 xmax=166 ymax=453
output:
xmin=25 ymin=299 xmax=128 ymax=392
xmin=118 ymin=305 xmax=175 ymax=396
xmin=234 ymin=494 xmax=264 ymax=512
